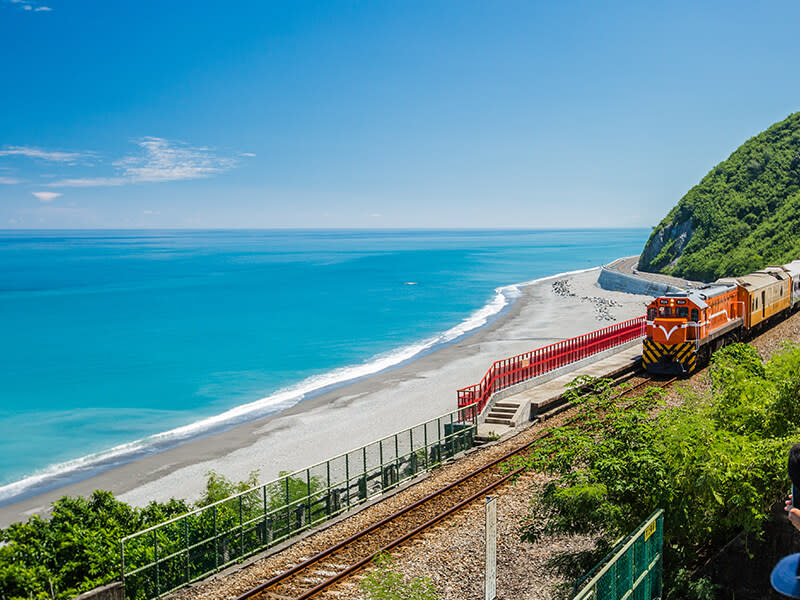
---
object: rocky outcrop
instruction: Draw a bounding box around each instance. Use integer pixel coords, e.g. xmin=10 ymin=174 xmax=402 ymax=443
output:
xmin=638 ymin=218 xmax=695 ymax=273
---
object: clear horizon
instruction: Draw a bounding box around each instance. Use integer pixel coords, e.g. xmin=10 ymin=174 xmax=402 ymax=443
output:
xmin=2 ymin=1 xmax=799 ymax=229
xmin=0 ymin=226 xmax=652 ymax=231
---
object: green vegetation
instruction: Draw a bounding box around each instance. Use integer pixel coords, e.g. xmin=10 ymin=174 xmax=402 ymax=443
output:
xmin=639 ymin=112 xmax=800 ymax=281
xmin=0 ymin=491 xmax=190 ymax=600
xmin=361 ymin=553 xmax=440 ymax=600
xmin=511 ymin=343 xmax=800 ymax=597
xmin=0 ymin=469 xmax=325 ymax=600
xmin=195 ymin=469 xmax=260 ymax=507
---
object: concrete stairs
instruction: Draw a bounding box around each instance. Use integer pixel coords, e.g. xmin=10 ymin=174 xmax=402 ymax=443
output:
xmin=483 ymin=401 xmax=520 ymax=427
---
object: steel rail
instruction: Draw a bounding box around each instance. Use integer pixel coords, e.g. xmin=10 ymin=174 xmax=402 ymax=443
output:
xmin=235 ymin=369 xmax=671 ymax=600
xmin=293 ymin=467 xmax=522 ymax=600
xmin=233 ymin=427 xmax=533 ymax=600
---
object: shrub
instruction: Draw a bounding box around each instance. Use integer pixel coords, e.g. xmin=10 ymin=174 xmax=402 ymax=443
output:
xmin=514 ymin=345 xmax=796 ymax=594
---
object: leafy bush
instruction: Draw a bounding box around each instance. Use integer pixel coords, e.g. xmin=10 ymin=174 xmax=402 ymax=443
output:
xmin=195 ymin=469 xmax=260 ymax=507
xmin=513 ymin=344 xmax=799 ymax=595
xmin=0 ymin=491 xmax=190 ymax=599
xmin=0 ymin=470 xmax=268 ymax=600
xmin=0 ymin=462 xmax=346 ymax=600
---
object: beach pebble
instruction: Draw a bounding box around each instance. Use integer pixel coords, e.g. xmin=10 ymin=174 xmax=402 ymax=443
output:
xmin=552 ymin=279 xmax=623 ymax=321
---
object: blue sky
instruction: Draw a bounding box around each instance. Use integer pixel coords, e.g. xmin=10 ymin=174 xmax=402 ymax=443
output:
xmin=1 ymin=1 xmax=799 ymax=229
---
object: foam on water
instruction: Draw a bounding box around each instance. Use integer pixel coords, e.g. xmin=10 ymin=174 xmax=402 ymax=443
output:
xmin=0 ymin=266 xmax=598 ymax=505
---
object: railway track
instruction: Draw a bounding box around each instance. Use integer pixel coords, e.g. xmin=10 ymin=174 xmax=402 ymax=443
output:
xmin=234 ymin=369 xmax=676 ymax=600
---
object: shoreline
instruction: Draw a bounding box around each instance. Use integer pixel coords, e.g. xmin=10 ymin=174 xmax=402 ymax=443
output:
xmin=0 ymin=266 xmax=650 ymax=528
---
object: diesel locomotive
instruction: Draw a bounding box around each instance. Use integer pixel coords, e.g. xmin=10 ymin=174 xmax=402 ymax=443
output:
xmin=643 ymin=260 xmax=800 ymax=375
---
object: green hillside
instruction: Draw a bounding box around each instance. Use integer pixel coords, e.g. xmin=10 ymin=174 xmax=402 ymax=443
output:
xmin=638 ymin=112 xmax=800 ymax=282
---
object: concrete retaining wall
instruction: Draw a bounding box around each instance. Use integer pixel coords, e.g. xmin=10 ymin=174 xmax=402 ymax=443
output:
xmin=72 ymin=582 xmax=124 ymax=600
xmin=598 ymin=266 xmax=686 ymax=296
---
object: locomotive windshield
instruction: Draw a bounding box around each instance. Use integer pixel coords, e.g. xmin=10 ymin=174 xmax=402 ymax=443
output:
xmin=654 ymin=305 xmax=689 ymax=318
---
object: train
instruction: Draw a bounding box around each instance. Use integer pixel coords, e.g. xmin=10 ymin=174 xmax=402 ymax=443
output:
xmin=643 ymin=259 xmax=800 ymax=375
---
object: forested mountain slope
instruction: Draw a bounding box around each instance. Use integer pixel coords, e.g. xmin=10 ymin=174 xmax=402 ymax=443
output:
xmin=638 ymin=112 xmax=800 ymax=282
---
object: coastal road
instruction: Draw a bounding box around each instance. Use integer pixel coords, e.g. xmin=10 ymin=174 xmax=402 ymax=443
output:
xmin=604 ymin=255 xmax=704 ymax=289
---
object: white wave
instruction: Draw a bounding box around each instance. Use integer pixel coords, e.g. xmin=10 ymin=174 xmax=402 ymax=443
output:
xmin=0 ymin=265 xmax=600 ymax=506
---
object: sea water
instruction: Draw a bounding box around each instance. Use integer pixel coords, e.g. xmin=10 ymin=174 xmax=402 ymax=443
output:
xmin=0 ymin=229 xmax=647 ymax=504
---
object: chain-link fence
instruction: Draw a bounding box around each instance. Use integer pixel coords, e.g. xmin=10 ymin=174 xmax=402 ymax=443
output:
xmin=572 ymin=509 xmax=664 ymax=600
xmin=120 ymin=404 xmax=477 ymax=600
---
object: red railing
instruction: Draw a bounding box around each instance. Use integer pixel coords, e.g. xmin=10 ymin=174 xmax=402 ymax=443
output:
xmin=456 ymin=316 xmax=646 ymax=414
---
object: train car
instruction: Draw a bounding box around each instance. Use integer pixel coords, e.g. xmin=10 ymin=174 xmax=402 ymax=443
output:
xmin=717 ymin=269 xmax=791 ymax=329
xmin=643 ymin=283 xmax=742 ymax=375
xmin=777 ymin=260 xmax=800 ymax=308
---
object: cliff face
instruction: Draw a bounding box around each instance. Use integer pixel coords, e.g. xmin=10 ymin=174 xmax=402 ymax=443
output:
xmin=638 ymin=218 xmax=695 ymax=273
xmin=638 ymin=112 xmax=800 ymax=282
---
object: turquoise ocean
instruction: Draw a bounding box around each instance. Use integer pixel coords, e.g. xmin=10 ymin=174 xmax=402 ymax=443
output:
xmin=0 ymin=229 xmax=648 ymax=505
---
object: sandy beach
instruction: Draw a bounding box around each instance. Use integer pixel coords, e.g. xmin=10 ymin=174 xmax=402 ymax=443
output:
xmin=0 ymin=267 xmax=650 ymax=528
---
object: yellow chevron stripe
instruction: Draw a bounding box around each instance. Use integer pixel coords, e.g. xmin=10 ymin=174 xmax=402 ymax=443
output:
xmin=644 ymin=339 xmax=700 ymax=373
xmin=676 ymin=344 xmax=695 ymax=362
xmin=643 ymin=345 xmax=661 ymax=360
xmin=642 ymin=351 xmax=657 ymax=365
xmin=645 ymin=341 xmax=666 ymax=357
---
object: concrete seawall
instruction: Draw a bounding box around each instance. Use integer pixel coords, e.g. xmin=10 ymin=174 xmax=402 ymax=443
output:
xmin=598 ymin=267 xmax=683 ymax=296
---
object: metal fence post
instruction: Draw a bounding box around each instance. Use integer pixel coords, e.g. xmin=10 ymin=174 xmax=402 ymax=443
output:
xmin=119 ymin=539 xmax=125 ymax=596
xmin=184 ymin=515 xmax=189 ymax=584
xmin=239 ymin=495 xmax=244 ymax=558
xmin=284 ymin=476 xmax=291 ymax=534
xmin=261 ymin=485 xmax=271 ymax=544
xmin=362 ymin=446 xmax=367 ymax=485
xmin=379 ymin=439 xmax=384 ymax=476
xmin=345 ymin=453 xmax=351 ymax=508
xmin=306 ymin=469 xmax=312 ymax=525
xmin=154 ymin=530 xmax=159 ymax=596
xmin=213 ymin=505 xmax=218 ymax=571
xmin=409 ymin=428 xmax=414 ymax=474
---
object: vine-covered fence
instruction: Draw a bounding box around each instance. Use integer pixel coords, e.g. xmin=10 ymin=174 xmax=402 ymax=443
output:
xmin=120 ymin=405 xmax=477 ymax=600
xmin=457 ymin=316 xmax=646 ymax=413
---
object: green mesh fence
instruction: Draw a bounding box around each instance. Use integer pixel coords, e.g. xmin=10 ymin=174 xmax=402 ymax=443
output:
xmin=120 ymin=404 xmax=477 ymax=600
xmin=572 ymin=509 xmax=664 ymax=600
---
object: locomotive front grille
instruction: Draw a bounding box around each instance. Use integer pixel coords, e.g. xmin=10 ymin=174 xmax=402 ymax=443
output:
xmin=643 ymin=339 xmax=696 ymax=374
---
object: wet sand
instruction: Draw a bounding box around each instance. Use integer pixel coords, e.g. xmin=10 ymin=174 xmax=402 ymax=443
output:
xmin=0 ymin=267 xmax=650 ymax=528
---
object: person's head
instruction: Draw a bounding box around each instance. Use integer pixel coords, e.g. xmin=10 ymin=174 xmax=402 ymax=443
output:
xmin=789 ymin=443 xmax=800 ymax=489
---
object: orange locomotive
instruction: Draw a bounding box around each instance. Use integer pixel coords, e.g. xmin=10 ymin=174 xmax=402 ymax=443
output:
xmin=643 ymin=262 xmax=798 ymax=375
